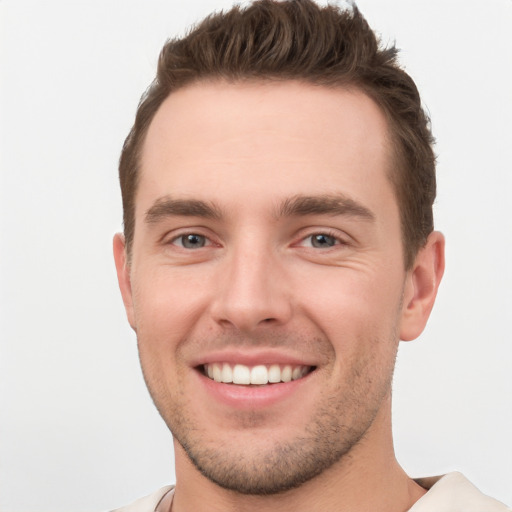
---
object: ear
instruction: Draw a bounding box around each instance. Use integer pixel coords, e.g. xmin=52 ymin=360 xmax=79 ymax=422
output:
xmin=400 ymin=231 xmax=445 ymax=341
xmin=113 ymin=233 xmax=136 ymax=330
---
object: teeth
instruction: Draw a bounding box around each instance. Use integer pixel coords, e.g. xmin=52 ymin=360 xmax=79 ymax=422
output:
xmin=268 ymin=364 xmax=281 ymax=383
xmin=250 ymin=365 xmax=268 ymax=385
xmin=281 ymin=365 xmax=292 ymax=382
xmin=233 ymin=364 xmax=251 ymax=384
xmin=292 ymin=366 xmax=302 ymax=380
xmin=212 ymin=364 xmax=222 ymax=382
xmin=203 ymin=363 xmax=311 ymax=385
xmin=221 ymin=363 xmax=233 ymax=383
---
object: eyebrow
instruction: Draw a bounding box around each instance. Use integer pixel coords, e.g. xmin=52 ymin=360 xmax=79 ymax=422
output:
xmin=145 ymin=196 xmax=223 ymax=223
xmin=277 ymin=194 xmax=375 ymax=221
xmin=144 ymin=193 xmax=375 ymax=224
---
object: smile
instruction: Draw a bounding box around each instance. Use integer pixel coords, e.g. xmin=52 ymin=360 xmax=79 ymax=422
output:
xmin=203 ymin=363 xmax=314 ymax=385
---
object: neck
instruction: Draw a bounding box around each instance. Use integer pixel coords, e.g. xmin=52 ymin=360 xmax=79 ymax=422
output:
xmin=170 ymin=397 xmax=426 ymax=512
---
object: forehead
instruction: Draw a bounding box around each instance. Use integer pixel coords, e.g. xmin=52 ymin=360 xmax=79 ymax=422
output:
xmin=138 ymin=80 xmax=396 ymax=218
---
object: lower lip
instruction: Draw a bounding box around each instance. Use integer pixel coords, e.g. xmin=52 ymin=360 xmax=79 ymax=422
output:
xmin=196 ymin=370 xmax=313 ymax=410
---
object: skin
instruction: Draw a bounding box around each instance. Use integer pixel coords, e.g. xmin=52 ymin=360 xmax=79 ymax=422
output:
xmin=114 ymin=81 xmax=445 ymax=512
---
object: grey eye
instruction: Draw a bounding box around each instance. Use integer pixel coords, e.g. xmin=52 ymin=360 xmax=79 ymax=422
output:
xmin=179 ymin=234 xmax=207 ymax=249
xmin=310 ymin=234 xmax=336 ymax=248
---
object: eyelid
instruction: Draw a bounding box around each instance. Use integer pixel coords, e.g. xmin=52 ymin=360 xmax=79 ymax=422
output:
xmin=294 ymin=228 xmax=351 ymax=248
xmin=162 ymin=227 xmax=219 ymax=248
xmin=171 ymin=234 xmax=211 ymax=248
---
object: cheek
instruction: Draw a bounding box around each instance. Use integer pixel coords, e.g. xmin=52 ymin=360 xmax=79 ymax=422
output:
xmin=131 ymin=268 xmax=214 ymax=403
xmin=299 ymin=265 xmax=402 ymax=321
xmin=295 ymin=266 xmax=404 ymax=359
xmin=133 ymin=275 xmax=194 ymax=396
xmin=132 ymin=266 xmax=211 ymax=337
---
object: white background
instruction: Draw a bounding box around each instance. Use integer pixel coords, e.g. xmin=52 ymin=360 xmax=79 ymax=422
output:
xmin=1 ymin=0 xmax=511 ymax=510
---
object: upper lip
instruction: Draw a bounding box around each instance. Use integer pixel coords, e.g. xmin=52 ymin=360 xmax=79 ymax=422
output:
xmin=189 ymin=349 xmax=319 ymax=368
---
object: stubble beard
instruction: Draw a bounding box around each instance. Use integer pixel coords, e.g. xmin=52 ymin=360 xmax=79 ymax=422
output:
xmin=175 ymin=391 xmax=385 ymax=495
xmin=141 ymin=331 xmax=399 ymax=496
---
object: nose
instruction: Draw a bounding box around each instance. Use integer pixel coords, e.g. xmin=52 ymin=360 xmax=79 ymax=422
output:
xmin=209 ymin=242 xmax=293 ymax=332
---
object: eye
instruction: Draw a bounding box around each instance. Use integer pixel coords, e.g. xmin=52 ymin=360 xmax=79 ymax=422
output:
xmin=307 ymin=233 xmax=338 ymax=248
xmin=173 ymin=233 xmax=208 ymax=249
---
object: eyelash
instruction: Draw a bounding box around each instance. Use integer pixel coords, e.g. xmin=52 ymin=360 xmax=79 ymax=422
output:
xmin=165 ymin=229 xmax=348 ymax=251
xmin=297 ymin=230 xmax=349 ymax=249
xmin=169 ymin=232 xmax=213 ymax=249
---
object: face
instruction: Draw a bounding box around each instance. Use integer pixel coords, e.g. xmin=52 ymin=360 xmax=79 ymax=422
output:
xmin=115 ymin=81 xmax=431 ymax=494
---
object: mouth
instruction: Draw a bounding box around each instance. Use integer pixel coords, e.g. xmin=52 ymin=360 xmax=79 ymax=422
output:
xmin=201 ymin=363 xmax=315 ymax=385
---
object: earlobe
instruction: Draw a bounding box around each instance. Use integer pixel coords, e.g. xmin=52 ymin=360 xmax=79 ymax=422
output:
xmin=113 ymin=233 xmax=136 ymax=330
xmin=400 ymin=231 xmax=445 ymax=341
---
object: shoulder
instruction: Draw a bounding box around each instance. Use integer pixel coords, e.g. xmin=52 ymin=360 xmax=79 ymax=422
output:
xmin=109 ymin=486 xmax=174 ymax=512
xmin=410 ymin=472 xmax=511 ymax=512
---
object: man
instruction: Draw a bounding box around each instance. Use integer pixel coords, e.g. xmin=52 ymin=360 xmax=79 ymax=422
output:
xmin=112 ymin=1 xmax=510 ymax=510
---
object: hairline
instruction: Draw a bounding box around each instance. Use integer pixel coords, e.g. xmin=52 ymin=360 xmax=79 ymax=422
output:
xmin=126 ymin=77 xmax=418 ymax=268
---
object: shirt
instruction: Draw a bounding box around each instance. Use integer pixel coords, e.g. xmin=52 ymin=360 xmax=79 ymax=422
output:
xmin=111 ymin=472 xmax=511 ymax=511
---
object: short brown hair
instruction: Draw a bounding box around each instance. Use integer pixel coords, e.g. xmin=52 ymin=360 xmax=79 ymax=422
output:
xmin=119 ymin=0 xmax=436 ymax=268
